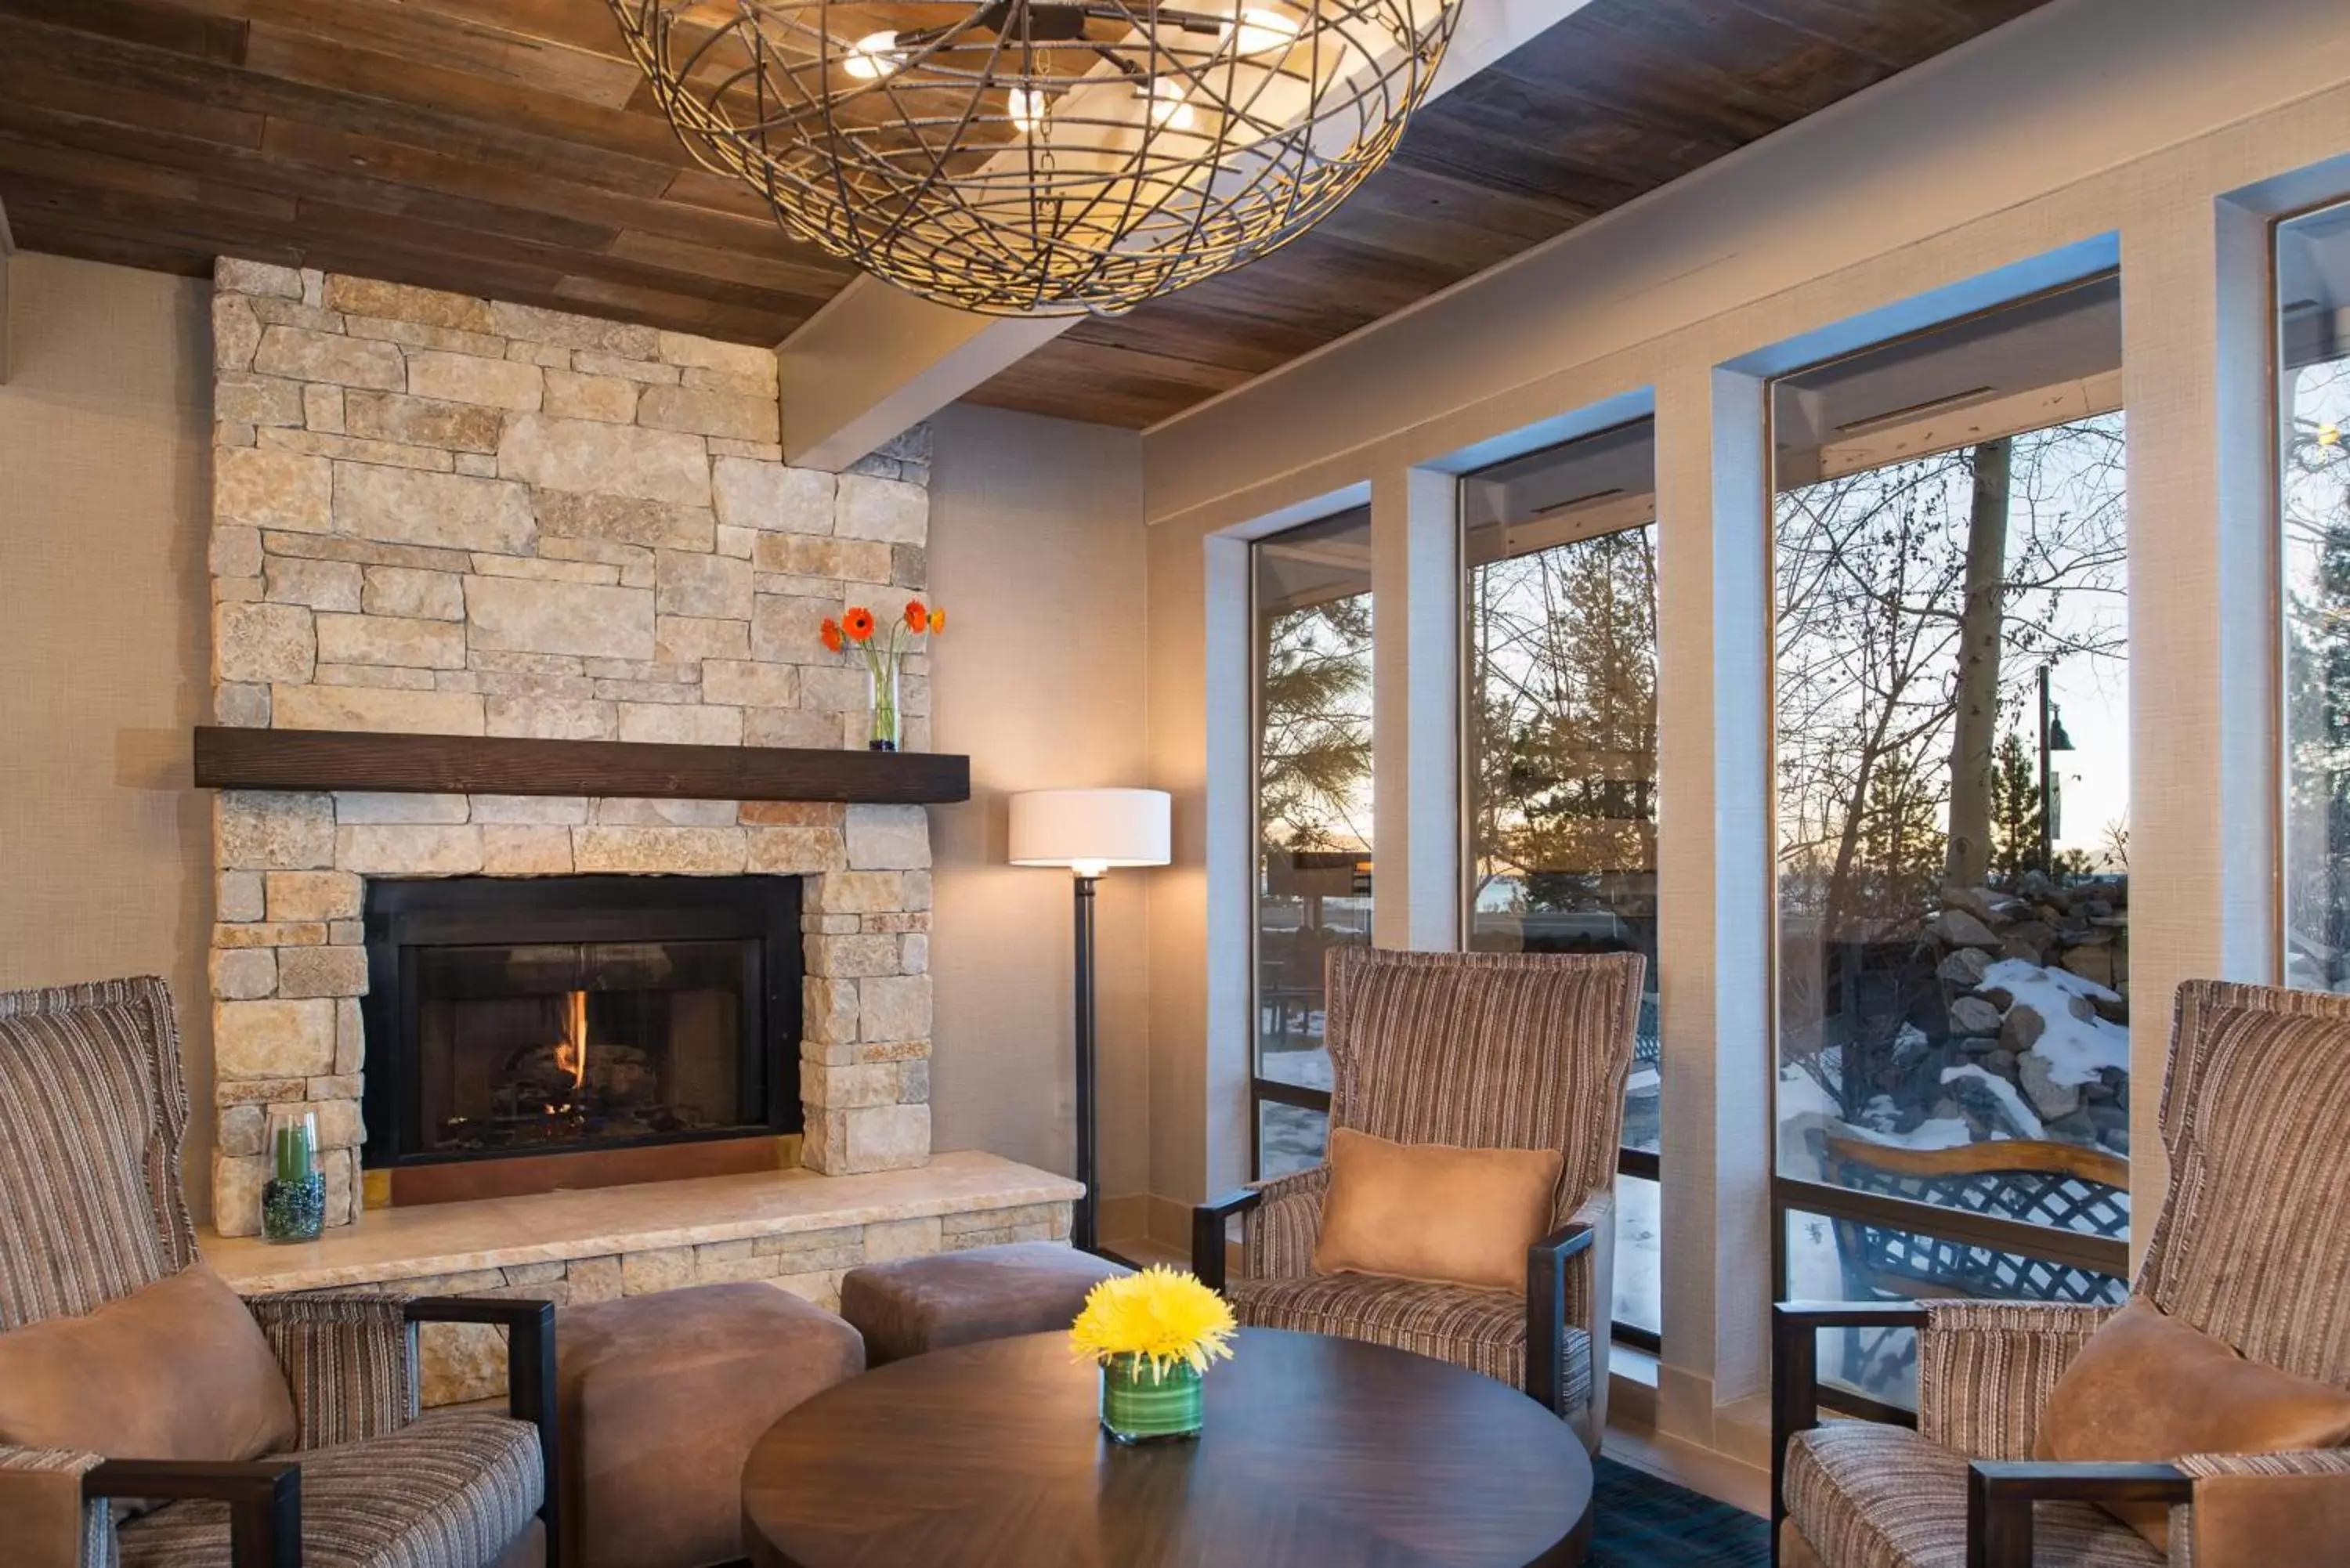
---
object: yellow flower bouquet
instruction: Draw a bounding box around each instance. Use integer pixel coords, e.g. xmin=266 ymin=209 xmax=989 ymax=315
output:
xmin=1069 ymin=1266 xmax=1236 ymax=1443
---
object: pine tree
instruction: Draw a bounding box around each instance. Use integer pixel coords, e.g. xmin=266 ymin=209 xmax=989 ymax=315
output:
xmin=1473 ymin=526 xmax=1658 ymax=913
xmin=1858 ymin=750 xmax=1946 ymax=923
xmin=1986 ymin=730 xmax=2043 ymax=883
xmin=1258 ymin=596 xmax=1373 ymax=853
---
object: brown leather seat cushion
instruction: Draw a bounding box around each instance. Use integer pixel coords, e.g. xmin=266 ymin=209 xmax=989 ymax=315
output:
xmin=839 ymin=1243 xmax=1130 ymax=1367
xmin=557 ymin=1283 xmax=863 ymax=1568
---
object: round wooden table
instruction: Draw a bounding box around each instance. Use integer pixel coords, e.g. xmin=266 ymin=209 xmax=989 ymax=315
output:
xmin=742 ymin=1327 xmax=1593 ymax=1567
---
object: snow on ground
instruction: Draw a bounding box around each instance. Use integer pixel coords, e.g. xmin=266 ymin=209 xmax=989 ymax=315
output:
xmin=1777 ymin=1062 xmax=1976 ymax=1192
xmin=1860 ymin=1115 xmax=1976 ymax=1151
xmin=1981 ymin=958 xmax=2131 ymax=1086
xmin=1613 ymin=1171 xmax=1659 ymax=1332
xmin=1776 ymin=1063 xmax=1842 ymax=1181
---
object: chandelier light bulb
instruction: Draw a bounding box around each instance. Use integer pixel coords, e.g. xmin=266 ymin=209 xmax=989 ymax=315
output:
xmin=1230 ymin=8 xmax=1302 ymax=55
xmin=1007 ymin=86 xmax=1048 ymax=134
xmin=842 ymin=30 xmax=902 ymax=79
xmin=1145 ymin=80 xmax=1196 ymax=131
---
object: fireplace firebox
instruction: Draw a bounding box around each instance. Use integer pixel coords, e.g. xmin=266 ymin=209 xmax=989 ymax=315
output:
xmin=362 ymin=877 xmax=802 ymax=1185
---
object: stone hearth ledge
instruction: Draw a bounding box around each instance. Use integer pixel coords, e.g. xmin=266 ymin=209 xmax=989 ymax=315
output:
xmin=204 ymin=1151 xmax=1080 ymax=1295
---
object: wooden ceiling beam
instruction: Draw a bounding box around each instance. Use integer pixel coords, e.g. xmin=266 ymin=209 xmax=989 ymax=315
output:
xmin=11 ymin=208 xmax=249 ymax=277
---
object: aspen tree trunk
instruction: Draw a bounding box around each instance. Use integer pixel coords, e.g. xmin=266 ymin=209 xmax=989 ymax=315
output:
xmin=1943 ymin=437 xmax=2012 ymax=887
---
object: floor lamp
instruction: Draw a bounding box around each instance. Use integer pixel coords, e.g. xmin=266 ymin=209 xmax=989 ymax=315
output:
xmin=1009 ymin=788 xmax=1170 ymax=1257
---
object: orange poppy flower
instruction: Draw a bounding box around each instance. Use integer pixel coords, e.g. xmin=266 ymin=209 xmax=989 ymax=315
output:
xmin=927 ymin=608 xmax=946 ymax=634
xmin=842 ymin=606 xmax=876 ymax=642
xmin=904 ymin=599 xmax=929 ymax=633
xmin=819 ymin=618 xmax=843 ymax=653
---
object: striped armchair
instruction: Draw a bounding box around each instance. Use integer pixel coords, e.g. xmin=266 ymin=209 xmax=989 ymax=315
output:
xmin=1193 ymin=948 xmax=1644 ymax=1452
xmin=1774 ymin=981 xmax=2350 ymax=1568
xmin=0 ymin=977 xmax=556 ymax=1568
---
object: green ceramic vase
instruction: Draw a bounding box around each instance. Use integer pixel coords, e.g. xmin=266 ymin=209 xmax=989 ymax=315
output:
xmin=1098 ymin=1353 xmax=1203 ymax=1443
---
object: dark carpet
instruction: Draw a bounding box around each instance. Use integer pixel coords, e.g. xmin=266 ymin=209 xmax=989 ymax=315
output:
xmin=1589 ymin=1456 xmax=1772 ymax=1567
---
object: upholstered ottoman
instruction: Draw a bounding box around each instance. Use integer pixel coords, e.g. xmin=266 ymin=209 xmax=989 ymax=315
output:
xmin=838 ymin=1242 xmax=1131 ymax=1366
xmin=556 ymin=1282 xmax=863 ymax=1568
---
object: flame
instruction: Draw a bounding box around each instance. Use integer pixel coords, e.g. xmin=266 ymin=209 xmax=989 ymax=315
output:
xmin=552 ymin=990 xmax=588 ymax=1091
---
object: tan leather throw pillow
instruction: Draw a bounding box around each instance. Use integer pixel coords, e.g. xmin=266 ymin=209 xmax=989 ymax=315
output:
xmin=0 ymin=1263 xmax=298 ymax=1463
xmin=1311 ymin=1126 xmax=1564 ymax=1292
xmin=2037 ymin=1298 xmax=2350 ymax=1552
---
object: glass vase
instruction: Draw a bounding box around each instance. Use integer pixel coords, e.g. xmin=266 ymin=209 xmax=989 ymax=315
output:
xmin=1099 ymin=1354 xmax=1203 ymax=1444
xmin=867 ymin=660 xmax=902 ymax=752
xmin=262 ymin=1107 xmax=325 ymax=1244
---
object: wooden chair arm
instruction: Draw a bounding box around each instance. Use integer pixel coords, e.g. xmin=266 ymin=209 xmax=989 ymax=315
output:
xmin=1525 ymin=1222 xmax=1596 ymax=1416
xmin=1771 ymin=1301 xmax=1929 ymax=1534
xmin=85 ymin=1458 xmax=300 ymax=1568
xmin=1191 ymin=1187 xmax=1264 ymax=1293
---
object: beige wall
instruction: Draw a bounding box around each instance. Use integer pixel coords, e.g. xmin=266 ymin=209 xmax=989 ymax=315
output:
xmin=0 ymin=252 xmax=215 ymax=1216
xmin=925 ymin=403 xmax=1152 ymax=1205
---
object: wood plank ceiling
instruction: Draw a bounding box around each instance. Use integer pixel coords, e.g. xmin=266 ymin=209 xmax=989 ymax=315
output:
xmin=967 ymin=0 xmax=2055 ymax=425
xmin=0 ymin=0 xmax=2051 ymax=430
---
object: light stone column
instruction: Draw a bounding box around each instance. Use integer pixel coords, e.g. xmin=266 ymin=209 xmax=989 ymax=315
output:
xmin=799 ymin=805 xmax=937 ymax=1175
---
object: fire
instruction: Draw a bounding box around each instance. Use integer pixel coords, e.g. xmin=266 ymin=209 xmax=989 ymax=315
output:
xmin=551 ymin=990 xmax=589 ymax=1091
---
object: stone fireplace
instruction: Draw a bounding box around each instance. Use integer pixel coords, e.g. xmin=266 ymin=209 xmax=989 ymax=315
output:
xmin=206 ymin=258 xmax=941 ymax=1236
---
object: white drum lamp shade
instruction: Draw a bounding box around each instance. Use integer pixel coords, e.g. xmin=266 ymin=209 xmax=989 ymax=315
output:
xmin=1008 ymin=789 xmax=1171 ymax=878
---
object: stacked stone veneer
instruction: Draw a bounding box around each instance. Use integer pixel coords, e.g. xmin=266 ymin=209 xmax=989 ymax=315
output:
xmin=206 ymin=258 xmax=939 ymax=1235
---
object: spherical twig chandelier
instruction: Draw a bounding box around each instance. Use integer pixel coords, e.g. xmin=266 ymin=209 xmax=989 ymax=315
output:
xmin=606 ymin=0 xmax=1461 ymax=316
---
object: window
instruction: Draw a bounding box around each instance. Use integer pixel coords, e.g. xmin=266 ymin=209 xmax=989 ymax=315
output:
xmin=1253 ymin=507 xmax=1374 ymax=1176
xmin=1781 ymin=1205 xmax=2126 ymax=1409
xmin=2281 ymin=201 xmax=2350 ymax=989
xmin=1770 ymin=276 xmax=2132 ymax=1407
xmin=1463 ymin=418 xmax=1661 ymax=1342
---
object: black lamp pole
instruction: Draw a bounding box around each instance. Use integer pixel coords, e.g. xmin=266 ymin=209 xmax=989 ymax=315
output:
xmin=2037 ymin=663 xmax=2074 ymax=873
xmin=1071 ymin=872 xmax=1101 ymax=1255
xmin=2038 ymin=665 xmax=2055 ymax=874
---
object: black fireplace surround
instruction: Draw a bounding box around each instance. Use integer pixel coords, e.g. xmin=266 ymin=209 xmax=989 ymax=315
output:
xmin=362 ymin=876 xmax=803 ymax=1170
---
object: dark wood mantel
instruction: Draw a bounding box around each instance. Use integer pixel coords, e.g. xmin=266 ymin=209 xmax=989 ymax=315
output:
xmin=193 ymin=727 xmax=970 ymax=804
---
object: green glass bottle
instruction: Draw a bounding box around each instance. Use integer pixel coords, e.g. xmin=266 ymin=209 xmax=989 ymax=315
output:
xmin=262 ymin=1108 xmax=325 ymax=1243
